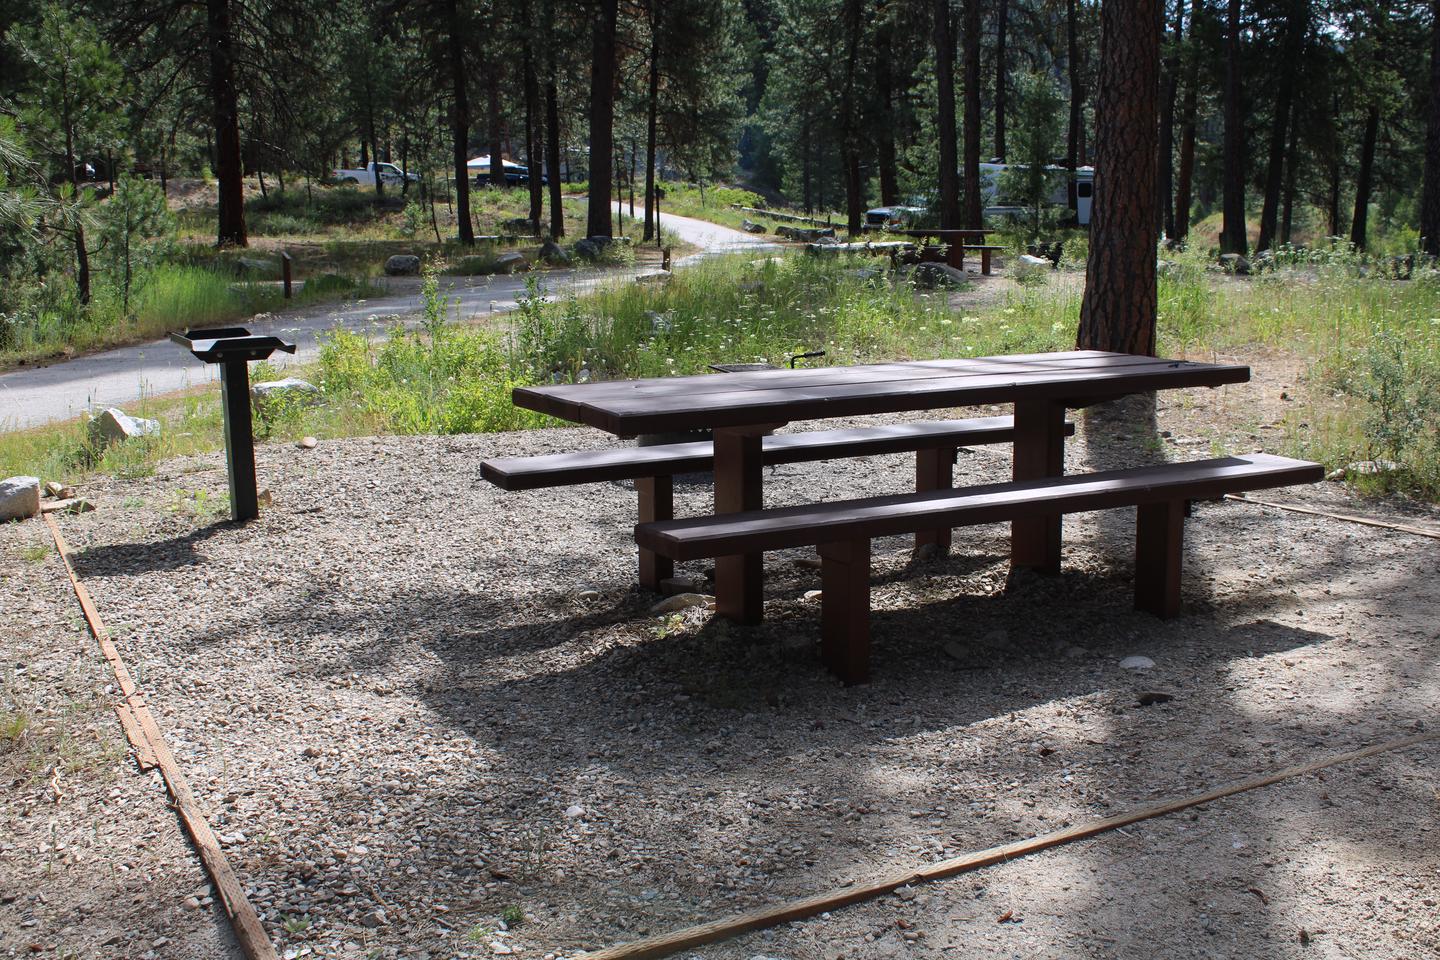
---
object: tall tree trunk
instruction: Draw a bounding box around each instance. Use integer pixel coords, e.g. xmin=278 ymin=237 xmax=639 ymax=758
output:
xmin=644 ymin=0 xmax=660 ymax=241
xmin=876 ymin=21 xmax=901 ymax=205
xmin=523 ymin=26 xmax=543 ymax=224
xmin=1422 ymin=0 xmax=1440 ymax=255
xmin=1066 ymin=0 xmax=1084 ymax=209
xmin=995 ymin=0 xmax=1009 ymax=162
xmin=1079 ymin=0 xmax=1161 ymax=355
xmin=586 ymin=0 xmax=618 ymax=237
xmin=1158 ymin=0 xmax=1182 ymax=238
xmin=1257 ymin=0 xmax=1307 ymax=252
xmin=1219 ymin=0 xmax=1246 ymax=254
xmin=62 ymin=105 xmax=90 ymax=305
xmin=962 ymin=0 xmax=983 ymax=227
xmin=1280 ymin=98 xmax=1299 ymax=243
xmin=546 ymin=80 xmax=564 ymax=236
xmin=1174 ymin=0 xmax=1201 ymax=240
xmin=447 ymin=0 xmax=474 ymax=244
xmin=934 ymin=0 xmax=961 ymax=228
xmin=489 ymin=53 xmax=505 ymax=189
xmin=802 ymin=115 xmax=814 ymax=214
xmin=207 ymin=0 xmax=247 ymax=246
xmin=840 ymin=0 xmax=865 ymax=234
xmin=1350 ymin=103 xmax=1379 ymax=249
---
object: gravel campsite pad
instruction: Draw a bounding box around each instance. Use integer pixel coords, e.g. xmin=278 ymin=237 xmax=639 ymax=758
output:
xmin=2 ymin=371 xmax=1438 ymax=960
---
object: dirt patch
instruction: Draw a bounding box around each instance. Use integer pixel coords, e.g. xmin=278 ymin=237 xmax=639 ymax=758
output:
xmin=1 ymin=350 xmax=1437 ymax=960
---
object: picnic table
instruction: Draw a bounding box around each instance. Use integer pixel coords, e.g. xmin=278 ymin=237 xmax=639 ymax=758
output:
xmin=859 ymin=227 xmax=1000 ymax=272
xmin=512 ymin=350 xmax=1252 ymax=624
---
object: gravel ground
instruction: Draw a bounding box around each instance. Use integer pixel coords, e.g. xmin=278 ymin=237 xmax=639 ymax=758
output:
xmin=2 ymin=363 xmax=1438 ymax=960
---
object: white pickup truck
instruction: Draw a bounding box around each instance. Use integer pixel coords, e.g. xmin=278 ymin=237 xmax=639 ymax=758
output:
xmin=332 ymin=162 xmax=418 ymax=187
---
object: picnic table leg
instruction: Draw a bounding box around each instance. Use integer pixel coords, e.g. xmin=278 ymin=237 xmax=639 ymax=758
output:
xmin=713 ymin=425 xmax=769 ymax=624
xmin=636 ymin=476 xmax=673 ymax=591
xmin=914 ymin=447 xmax=955 ymax=553
xmin=819 ymin=538 xmax=871 ymax=685
xmin=981 ymin=249 xmax=993 ymax=275
xmin=1011 ymin=398 xmax=1065 ymax=574
xmin=1134 ymin=500 xmax=1184 ymax=618
xmin=946 ymin=241 xmax=965 ymax=271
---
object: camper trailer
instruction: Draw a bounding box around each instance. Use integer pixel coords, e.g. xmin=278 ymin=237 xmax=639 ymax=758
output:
xmin=979 ymin=162 xmax=1094 ymax=227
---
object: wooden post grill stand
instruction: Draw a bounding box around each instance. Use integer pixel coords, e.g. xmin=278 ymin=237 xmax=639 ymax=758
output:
xmin=169 ymin=326 xmax=296 ymax=522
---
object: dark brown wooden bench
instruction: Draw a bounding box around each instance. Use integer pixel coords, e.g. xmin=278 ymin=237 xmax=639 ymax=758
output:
xmin=635 ymin=454 xmax=1324 ymax=685
xmin=481 ymin=416 xmax=1074 ymax=588
xmin=962 ymin=244 xmax=1007 ymax=275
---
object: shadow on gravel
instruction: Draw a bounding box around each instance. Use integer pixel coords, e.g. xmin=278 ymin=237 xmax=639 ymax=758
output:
xmin=73 ymin=520 xmax=228 ymax=575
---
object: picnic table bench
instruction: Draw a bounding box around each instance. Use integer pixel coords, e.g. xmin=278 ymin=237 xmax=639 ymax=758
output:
xmin=861 ymin=228 xmax=1004 ymax=274
xmin=489 ymin=351 xmax=1323 ymax=683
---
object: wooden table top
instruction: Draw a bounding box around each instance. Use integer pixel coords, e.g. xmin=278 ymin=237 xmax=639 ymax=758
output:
xmin=513 ymin=350 xmax=1250 ymax=437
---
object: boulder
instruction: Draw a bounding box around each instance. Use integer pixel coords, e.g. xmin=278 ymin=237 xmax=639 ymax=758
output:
xmin=740 ymin=219 xmax=767 ymax=234
xmin=88 ymin=407 xmax=160 ymax=444
xmin=232 ymin=257 xmax=276 ymax=278
xmin=384 ymin=254 xmax=422 ymax=276
xmin=573 ymin=238 xmax=603 ymax=261
xmin=539 ymin=239 xmax=570 ymax=265
xmin=1218 ymin=253 xmax=1251 ymax=275
xmin=1018 ymin=254 xmax=1051 ymax=268
xmin=495 ymin=251 xmax=531 ymax=274
xmin=251 ymin=377 xmax=321 ymax=408
xmin=909 ymin=262 xmax=968 ymax=289
xmin=0 ymin=476 xmax=41 ymax=522
xmin=500 ymin=216 xmax=534 ymax=232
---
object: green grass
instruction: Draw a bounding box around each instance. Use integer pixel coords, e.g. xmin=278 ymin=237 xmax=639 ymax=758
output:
xmin=4 ymin=249 xmax=1438 ymax=501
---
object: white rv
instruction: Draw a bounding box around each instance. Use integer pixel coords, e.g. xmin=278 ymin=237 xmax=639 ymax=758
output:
xmin=979 ymin=163 xmax=1094 ymax=226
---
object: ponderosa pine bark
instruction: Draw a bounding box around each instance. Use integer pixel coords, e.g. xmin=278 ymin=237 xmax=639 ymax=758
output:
xmin=523 ymin=35 xmax=543 ymax=223
xmin=1078 ymin=0 xmax=1160 ymax=356
xmin=995 ymin=0 xmax=1009 ymax=162
xmin=488 ymin=53 xmax=505 ymax=189
xmin=1257 ymin=0 xmax=1308 ymax=252
xmin=962 ymin=0 xmax=983 ymax=227
xmin=1066 ymin=0 xmax=1084 ymax=210
xmin=1350 ymin=103 xmax=1379 ymax=249
xmin=1174 ymin=0 xmax=1201 ymax=240
xmin=1219 ymin=0 xmax=1247 ymax=254
xmin=1421 ymin=0 xmax=1440 ymax=255
xmin=546 ymin=79 xmax=564 ymax=236
xmin=934 ymin=0 xmax=961 ymax=228
xmin=643 ymin=0 xmax=660 ymax=241
xmin=447 ymin=0 xmax=474 ymax=244
xmin=207 ymin=0 xmax=246 ymax=247
xmin=876 ymin=22 xmax=901 ymax=205
xmin=1158 ymin=0 xmax=1182 ymax=238
xmin=586 ymin=0 xmax=617 ymax=237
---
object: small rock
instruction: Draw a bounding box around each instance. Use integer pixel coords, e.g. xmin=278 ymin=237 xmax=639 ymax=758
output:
xmin=1136 ymin=690 xmax=1175 ymax=706
xmin=575 ymin=588 xmax=601 ymax=602
xmin=563 ymin=804 xmax=585 ymax=819
xmin=650 ymin=593 xmax=714 ymax=614
xmin=297 ymin=436 xmax=318 ymax=449
xmin=793 ymin=556 xmax=823 ymax=570
xmin=490 ymin=943 xmax=512 ymax=955
xmin=302 ymin=746 xmax=322 ymax=758
xmin=909 ymin=262 xmax=968 ymax=289
xmin=1218 ymin=252 xmax=1251 ymax=275
xmin=358 ymin=909 xmax=387 ymax=928
xmin=495 ymin=252 xmax=531 ymax=274
xmin=88 ymin=408 xmax=160 ymax=444
xmin=0 ymin=476 xmax=42 ymax=521
xmin=384 ymin=254 xmax=421 ymax=276
xmin=43 ymin=481 xmax=72 ymax=499
xmin=740 ymin=219 xmax=767 ymax=234
xmin=659 ymin=576 xmax=703 ymax=596
xmin=1119 ymin=655 xmax=1155 ymax=671
xmin=1018 ymin=254 xmax=1050 ymax=267
xmin=942 ymin=640 xmax=969 ymax=662
xmin=182 ymin=897 xmax=200 ymax=911
xmin=803 ymin=589 xmax=823 ymax=601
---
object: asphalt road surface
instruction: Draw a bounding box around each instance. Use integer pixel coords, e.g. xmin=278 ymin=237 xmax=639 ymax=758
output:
xmin=0 ymin=209 xmax=775 ymax=432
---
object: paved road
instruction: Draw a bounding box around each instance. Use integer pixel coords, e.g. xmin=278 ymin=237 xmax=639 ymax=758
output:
xmin=0 ymin=210 xmax=775 ymax=432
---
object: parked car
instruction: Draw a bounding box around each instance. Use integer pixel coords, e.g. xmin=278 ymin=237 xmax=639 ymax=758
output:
xmin=467 ymin=154 xmax=546 ymax=186
xmin=864 ymin=204 xmax=927 ymax=229
xmin=333 ymin=162 xmax=418 ymax=187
